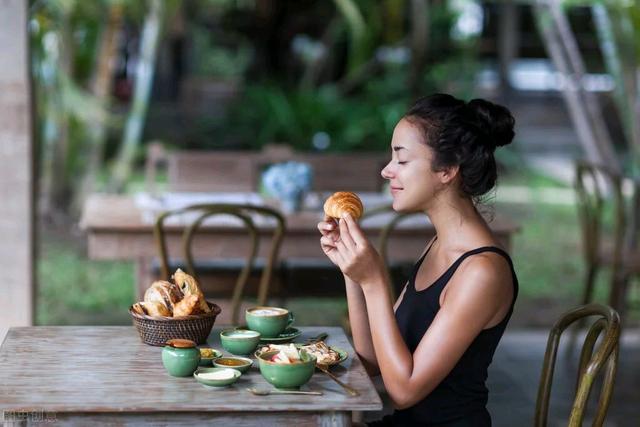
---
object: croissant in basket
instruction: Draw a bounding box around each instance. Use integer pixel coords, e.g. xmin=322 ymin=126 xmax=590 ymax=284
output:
xmin=323 ymin=191 xmax=364 ymax=220
xmin=131 ymin=269 xmax=210 ymax=318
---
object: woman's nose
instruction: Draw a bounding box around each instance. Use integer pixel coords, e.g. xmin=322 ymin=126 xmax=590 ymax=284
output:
xmin=381 ymin=163 xmax=394 ymax=180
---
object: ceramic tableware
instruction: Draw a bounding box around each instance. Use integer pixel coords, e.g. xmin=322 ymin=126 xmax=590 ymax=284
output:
xmin=162 ymin=339 xmax=201 ymax=377
xmin=257 ymin=350 xmax=316 ymax=390
xmin=220 ymin=329 xmax=261 ymax=355
xmin=245 ymin=307 xmax=294 ymax=338
xmin=193 ymin=367 xmax=241 ymax=388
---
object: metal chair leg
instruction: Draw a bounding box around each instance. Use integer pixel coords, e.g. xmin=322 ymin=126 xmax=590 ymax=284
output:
xmin=567 ymin=264 xmax=598 ymax=359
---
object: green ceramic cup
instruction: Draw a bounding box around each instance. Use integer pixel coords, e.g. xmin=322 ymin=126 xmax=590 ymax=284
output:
xmin=220 ymin=329 xmax=261 ymax=355
xmin=257 ymin=350 xmax=316 ymax=390
xmin=162 ymin=339 xmax=201 ymax=377
xmin=245 ymin=306 xmax=294 ymax=338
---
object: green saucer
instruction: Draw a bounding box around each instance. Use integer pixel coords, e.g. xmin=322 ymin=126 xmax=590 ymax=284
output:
xmin=258 ymin=327 xmax=302 ymax=343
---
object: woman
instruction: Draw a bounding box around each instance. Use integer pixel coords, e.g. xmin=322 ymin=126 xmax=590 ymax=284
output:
xmin=317 ymin=94 xmax=518 ymax=426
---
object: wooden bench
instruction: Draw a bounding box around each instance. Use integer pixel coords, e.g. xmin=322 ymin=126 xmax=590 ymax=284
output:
xmin=146 ymin=144 xmax=388 ymax=193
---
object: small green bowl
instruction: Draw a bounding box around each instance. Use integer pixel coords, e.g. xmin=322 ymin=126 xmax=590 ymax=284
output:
xmin=220 ymin=329 xmax=261 ymax=355
xmin=193 ymin=367 xmax=241 ymax=388
xmin=213 ymin=356 xmax=253 ymax=373
xmin=198 ymin=348 xmax=223 ymax=366
xmin=257 ymin=350 xmax=317 ymax=390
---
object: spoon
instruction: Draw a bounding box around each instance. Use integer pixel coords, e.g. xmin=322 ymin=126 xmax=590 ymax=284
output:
xmin=316 ymin=364 xmax=359 ymax=396
xmin=247 ymin=387 xmax=323 ymax=396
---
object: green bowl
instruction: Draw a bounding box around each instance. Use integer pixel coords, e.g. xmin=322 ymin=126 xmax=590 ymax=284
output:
xmin=198 ymin=348 xmax=223 ymax=366
xmin=213 ymin=356 xmax=253 ymax=373
xmin=220 ymin=329 xmax=261 ymax=355
xmin=193 ymin=367 xmax=241 ymax=388
xmin=257 ymin=350 xmax=317 ymax=390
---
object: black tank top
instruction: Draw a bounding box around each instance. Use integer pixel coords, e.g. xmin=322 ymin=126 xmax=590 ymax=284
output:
xmin=391 ymin=240 xmax=519 ymax=426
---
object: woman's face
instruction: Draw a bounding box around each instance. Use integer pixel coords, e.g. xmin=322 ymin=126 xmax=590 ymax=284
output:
xmin=381 ymin=119 xmax=444 ymax=212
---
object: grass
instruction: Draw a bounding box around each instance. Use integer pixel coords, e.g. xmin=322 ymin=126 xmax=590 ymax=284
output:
xmin=35 ymin=167 xmax=639 ymax=327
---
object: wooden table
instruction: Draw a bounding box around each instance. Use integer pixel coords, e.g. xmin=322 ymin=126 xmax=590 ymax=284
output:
xmin=0 ymin=326 xmax=382 ymax=425
xmin=80 ymin=193 xmax=519 ymax=299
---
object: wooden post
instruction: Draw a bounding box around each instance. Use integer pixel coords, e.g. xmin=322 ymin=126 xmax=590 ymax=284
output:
xmin=498 ymin=0 xmax=520 ymax=94
xmin=0 ymin=0 xmax=34 ymax=340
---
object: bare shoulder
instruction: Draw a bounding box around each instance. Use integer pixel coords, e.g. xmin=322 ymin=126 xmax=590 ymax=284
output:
xmin=441 ymin=250 xmax=514 ymax=326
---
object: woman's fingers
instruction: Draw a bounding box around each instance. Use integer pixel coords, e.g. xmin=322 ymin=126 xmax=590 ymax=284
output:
xmin=317 ymin=218 xmax=337 ymax=236
xmin=342 ymin=213 xmax=367 ymax=246
xmin=338 ymin=216 xmax=357 ymax=251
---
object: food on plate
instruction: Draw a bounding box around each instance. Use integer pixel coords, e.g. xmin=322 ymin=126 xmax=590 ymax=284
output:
xmin=173 ymin=268 xmax=210 ymax=313
xmin=259 ymin=341 xmax=342 ymax=365
xmin=200 ymin=348 xmax=217 ymax=358
xmin=261 ymin=344 xmax=308 ymax=364
xmin=323 ymin=191 xmax=364 ymax=220
xmin=131 ymin=269 xmax=209 ymax=318
xmin=196 ymin=370 xmax=236 ymax=381
xmin=301 ymin=341 xmax=342 ymax=365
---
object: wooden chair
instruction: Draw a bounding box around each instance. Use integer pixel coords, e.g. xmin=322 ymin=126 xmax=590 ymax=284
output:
xmin=574 ymin=161 xmax=627 ymax=314
xmin=154 ymin=203 xmax=286 ymax=325
xmin=535 ymin=303 xmax=620 ymax=426
xmin=360 ymin=205 xmax=427 ymax=300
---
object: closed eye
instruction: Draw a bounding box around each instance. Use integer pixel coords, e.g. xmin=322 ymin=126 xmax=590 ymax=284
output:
xmin=397 ymin=161 xmax=407 ymax=165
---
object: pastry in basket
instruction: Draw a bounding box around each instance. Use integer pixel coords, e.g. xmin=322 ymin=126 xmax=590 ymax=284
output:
xmin=173 ymin=294 xmax=200 ymax=317
xmin=132 ymin=269 xmax=209 ymax=318
xmin=132 ymin=301 xmax=171 ymax=317
xmin=143 ymin=280 xmax=183 ymax=316
xmin=173 ymin=268 xmax=210 ymax=313
xmin=323 ymin=191 xmax=364 ymax=220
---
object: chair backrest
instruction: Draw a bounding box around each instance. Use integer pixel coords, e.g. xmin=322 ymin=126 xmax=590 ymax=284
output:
xmin=167 ymin=151 xmax=258 ymax=192
xmin=154 ymin=203 xmax=286 ymax=324
xmin=361 ymin=205 xmax=426 ymax=300
xmin=574 ymin=161 xmax=626 ymax=270
xmin=535 ymin=303 xmax=620 ymax=427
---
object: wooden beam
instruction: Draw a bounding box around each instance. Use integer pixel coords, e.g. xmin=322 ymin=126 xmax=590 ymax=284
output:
xmin=0 ymin=0 xmax=34 ymax=332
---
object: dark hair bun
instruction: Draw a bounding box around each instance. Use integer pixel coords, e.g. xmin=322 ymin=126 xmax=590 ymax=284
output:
xmin=404 ymin=93 xmax=516 ymax=199
xmin=467 ymin=99 xmax=515 ymax=149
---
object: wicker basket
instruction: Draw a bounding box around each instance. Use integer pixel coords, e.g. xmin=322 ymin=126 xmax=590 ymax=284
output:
xmin=130 ymin=301 xmax=222 ymax=346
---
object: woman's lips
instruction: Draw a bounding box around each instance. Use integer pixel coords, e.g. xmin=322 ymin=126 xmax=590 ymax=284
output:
xmin=390 ymin=187 xmax=403 ymax=194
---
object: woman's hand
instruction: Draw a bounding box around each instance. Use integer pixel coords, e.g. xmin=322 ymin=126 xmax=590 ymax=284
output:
xmin=318 ymin=215 xmax=342 ymax=266
xmin=319 ymin=213 xmax=386 ymax=287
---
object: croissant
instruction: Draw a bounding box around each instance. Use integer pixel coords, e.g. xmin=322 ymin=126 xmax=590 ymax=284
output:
xmin=323 ymin=191 xmax=364 ymax=220
xmin=173 ymin=294 xmax=200 ymax=317
xmin=131 ymin=302 xmax=148 ymax=316
xmin=143 ymin=280 xmax=183 ymax=316
xmin=142 ymin=301 xmax=172 ymax=317
xmin=172 ymin=269 xmax=210 ymax=313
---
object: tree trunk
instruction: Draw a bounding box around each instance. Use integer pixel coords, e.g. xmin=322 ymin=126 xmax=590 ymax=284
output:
xmin=109 ymin=0 xmax=164 ymax=192
xmin=408 ymin=0 xmax=429 ymax=94
xmin=73 ymin=3 xmax=123 ymax=212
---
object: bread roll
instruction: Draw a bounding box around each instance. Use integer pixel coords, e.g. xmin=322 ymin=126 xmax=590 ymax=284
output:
xmin=143 ymin=280 xmax=183 ymax=315
xmin=143 ymin=301 xmax=172 ymax=317
xmin=173 ymin=269 xmax=210 ymax=313
xmin=323 ymin=191 xmax=364 ymax=220
xmin=131 ymin=302 xmax=148 ymax=316
xmin=173 ymin=294 xmax=200 ymax=317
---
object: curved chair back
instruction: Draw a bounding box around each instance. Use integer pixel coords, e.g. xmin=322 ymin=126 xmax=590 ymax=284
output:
xmin=535 ymin=303 xmax=620 ymax=427
xmin=574 ymin=161 xmax=625 ymax=272
xmin=154 ymin=203 xmax=286 ymax=325
xmin=361 ymin=205 xmax=427 ymax=300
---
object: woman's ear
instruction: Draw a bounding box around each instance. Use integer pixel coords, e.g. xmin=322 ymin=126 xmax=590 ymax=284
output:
xmin=438 ymin=165 xmax=459 ymax=185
